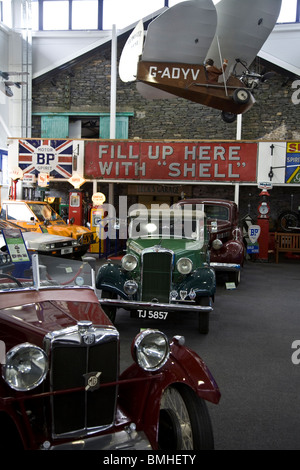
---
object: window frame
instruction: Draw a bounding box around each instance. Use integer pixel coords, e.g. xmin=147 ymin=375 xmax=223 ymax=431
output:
xmin=30 ymin=0 xmax=300 ymax=31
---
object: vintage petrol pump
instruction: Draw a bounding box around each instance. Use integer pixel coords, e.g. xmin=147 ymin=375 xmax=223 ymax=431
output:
xmin=69 ymin=189 xmax=84 ymax=226
xmin=89 ymin=192 xmax=106 ymax=253
xmin=257 ymin=189 xmax=271 ymax=261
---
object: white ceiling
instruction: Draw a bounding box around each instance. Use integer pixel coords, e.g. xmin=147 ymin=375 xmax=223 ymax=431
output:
xmin=32 ymin=9 xmax=300 ymax=80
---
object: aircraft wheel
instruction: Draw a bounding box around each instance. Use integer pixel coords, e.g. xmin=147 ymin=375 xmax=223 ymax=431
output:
xmin=221 ymin=111 xmax=237 ymax=123
xmin=233 ymin=88 xmax=251 ymax=104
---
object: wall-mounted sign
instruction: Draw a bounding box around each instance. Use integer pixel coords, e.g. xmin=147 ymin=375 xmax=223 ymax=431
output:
xmin=286 ymin=142 xmax=300 ymax=184
xmin=18 ymin=139 xmax=73 ymax=179
xmin=84 ymin=141 xmax=257 ymax=183
xmin=128 ymin=184 xmax=193 ymax=196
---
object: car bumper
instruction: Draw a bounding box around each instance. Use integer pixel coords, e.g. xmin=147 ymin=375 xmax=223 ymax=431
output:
xmin=99 ymin=297 xmax=213 ymax=313
xmin=210 ymin=262 xmax=241 ymax=272
xmin=48 ymin=429 xmax=152 ymax=450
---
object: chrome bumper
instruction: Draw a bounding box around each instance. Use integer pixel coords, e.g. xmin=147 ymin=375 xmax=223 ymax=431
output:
xmin=49 ymin=429 xmax=152 ymax=450
xmin=99 ymin=297 xmax=213 ymax=313
xmin=210 ymin=262 xmax=241 ymax=272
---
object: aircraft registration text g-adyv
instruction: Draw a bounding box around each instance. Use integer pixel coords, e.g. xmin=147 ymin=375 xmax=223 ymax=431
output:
xmin=119 ymin=0 xmax=282 ymax=123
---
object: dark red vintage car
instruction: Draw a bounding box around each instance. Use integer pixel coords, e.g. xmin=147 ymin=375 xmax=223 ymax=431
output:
xmin=0 ymin=247 xmax=220 ymax=450
xmin=177 ymin=199 xmax=244 ymax=285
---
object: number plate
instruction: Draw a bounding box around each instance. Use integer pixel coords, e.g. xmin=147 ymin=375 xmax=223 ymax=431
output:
xmin=61 ymin=247 xmax=73 ymax=255
xmin=135 ymin=309 xmax=168 ymax=320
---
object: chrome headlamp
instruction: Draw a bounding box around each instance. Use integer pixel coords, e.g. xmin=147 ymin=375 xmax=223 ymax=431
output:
xmin=2 ymin=343 xmax=48 ymax=391
xmin=176 ymin=257 xmax=193 ymax=275
xmin=212 ymin=239 xmax=223 ymax=250
xmin=121 ymin=253 xmax=138 ymax=271
xmin=124 ymin=279 xmax=138 ymax=295
xmin=132 ymin=330 xmax=170 ymax=372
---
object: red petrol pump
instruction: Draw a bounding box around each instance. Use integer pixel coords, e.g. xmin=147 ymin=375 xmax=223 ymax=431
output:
xmin=69 ymin=189 xmax=84 ymax=226
xmin=257 ymin=189 xmax=271 ymax=261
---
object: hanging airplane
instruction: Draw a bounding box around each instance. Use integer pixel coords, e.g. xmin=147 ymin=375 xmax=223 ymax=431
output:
xmin=119 ymin=0 xmax=282 ymax=123
xmin=0 ymin=71 xmax=28 ymax=97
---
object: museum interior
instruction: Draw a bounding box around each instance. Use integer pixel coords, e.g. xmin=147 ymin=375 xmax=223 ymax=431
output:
xmin=0 ymin=0 xmax=300 ymax=453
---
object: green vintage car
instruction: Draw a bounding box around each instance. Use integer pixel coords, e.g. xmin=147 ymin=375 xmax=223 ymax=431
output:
xmin=96 ymin=208 xmax=216 ymax=333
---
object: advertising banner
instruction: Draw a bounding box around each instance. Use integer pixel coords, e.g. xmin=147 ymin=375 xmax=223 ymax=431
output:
xmin=286 ymin=142 xmax=300 ymax=184
xmin=84 ymin=141 xmax=257 ymax=182
xmin=18 ymin=139 xmax=73 ymax=179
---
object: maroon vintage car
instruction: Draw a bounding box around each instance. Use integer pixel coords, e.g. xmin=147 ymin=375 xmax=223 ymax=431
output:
xmin=0 ymin=248 xmax=220 ymax=450
xmin=177 ymin=199 xmax=244 ymax=285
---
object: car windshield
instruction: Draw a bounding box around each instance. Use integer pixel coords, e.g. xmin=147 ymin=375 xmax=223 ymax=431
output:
xmin=0 ymin=219 xmax=25 ymax=231
xmin=129 ymin=211 xmax=204 ymax=241
xmin=0 ymin=254 xmax=95 ymax=292
xmin=205 ymin=205 xmax=229 ymax=221
xmin=28 ymin=203 xmax=64 ymax=223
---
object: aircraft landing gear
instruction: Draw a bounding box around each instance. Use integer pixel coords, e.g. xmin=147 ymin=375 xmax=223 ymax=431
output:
xmin=221 ymin=111 xmax=237 ymax=123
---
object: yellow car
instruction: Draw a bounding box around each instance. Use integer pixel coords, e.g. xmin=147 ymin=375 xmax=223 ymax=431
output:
xmin=0 ymin=200 xmax=94 ymax=255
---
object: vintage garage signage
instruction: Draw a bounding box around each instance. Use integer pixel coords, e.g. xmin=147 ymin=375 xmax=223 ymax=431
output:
xmin=84 ymin=141 xmax=257 ymax=182
xmin=286 ymin=142 xmax=300 ymax=183
xmin=18 ymin=139 xmax=73 ymax=179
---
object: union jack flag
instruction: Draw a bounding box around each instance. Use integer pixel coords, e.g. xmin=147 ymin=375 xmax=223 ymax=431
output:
xmin=18 ymin=139 xmax=73 ymax=179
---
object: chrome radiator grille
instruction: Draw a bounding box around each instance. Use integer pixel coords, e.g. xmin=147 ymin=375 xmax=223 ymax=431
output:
xmin=45 ymin=324 xmax=119 ymax=439
xmin=141 ymin=250 xmax=173 ymax=303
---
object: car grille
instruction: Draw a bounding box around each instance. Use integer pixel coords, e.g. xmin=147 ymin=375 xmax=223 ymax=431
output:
xmin=141 ymin=250 xmax=173 ymax=303
xmin=77 ymin=233 xmax=93 ymax=245
xmin=45 ymin=324 xmax=119 ymax=439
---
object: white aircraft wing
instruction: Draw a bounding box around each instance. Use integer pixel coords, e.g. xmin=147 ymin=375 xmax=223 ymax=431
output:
xmin=119 ymin=20 xmax=144 ymax=83
xmin=142 ymin=0 xmax=217 ymax=64
xmin=206 ymin=0 xmax=282 ymax=77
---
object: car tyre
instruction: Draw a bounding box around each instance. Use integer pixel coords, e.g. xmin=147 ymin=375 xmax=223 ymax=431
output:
xmin=101 ymin=290 xmax=117 ymax=323
xmin=228 ymin=270 xmax=241 ymax=286
xmin=158 ymin=385 xmax=214 ymax=450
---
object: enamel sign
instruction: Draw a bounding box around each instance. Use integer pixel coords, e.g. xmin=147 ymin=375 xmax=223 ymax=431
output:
xmin=84 ymin=141 xmax=257 ymax=182
xmin=248 ymin=225 xmax=261 ymax=243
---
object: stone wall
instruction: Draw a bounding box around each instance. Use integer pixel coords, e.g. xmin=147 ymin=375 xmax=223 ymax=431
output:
xmin=31 ymin=38 xmax=300 ymax=227
xmin=32 ymin=40 xmax=299 ymax=141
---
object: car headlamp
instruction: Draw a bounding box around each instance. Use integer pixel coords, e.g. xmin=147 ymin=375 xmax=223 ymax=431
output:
xmin=121 ymin=254 xmax=138 ymax=271
xmin=132 ymin=330 xmax=170 ymax=371
xmin=124 ymin=279 xmax=138 ymax=295
xmin=2 ymin=343 xmax=48 ymax=391
xmin=212 ymin=239 xmax=223 ymax=250
xmin=176 ymin=257 xmax=193 ymax=275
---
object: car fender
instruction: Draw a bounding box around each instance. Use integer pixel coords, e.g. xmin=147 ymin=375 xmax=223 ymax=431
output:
xmin=211 ymin=239 xmax=244 ymax=265
xmin=96 ymin=262 xmax=128 ymax=297
xmin=225 ymin=239 xmax=244 ymax=264
xmin=177 ymin=266 xmax=216 ymax=297
xmin=118 ymin=338 xmax=220 ymax=448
